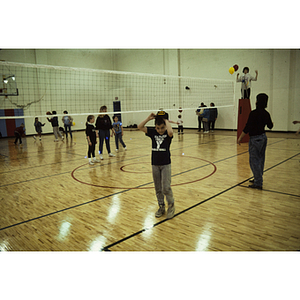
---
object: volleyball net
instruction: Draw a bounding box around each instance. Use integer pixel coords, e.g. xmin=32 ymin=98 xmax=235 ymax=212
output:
xmin=0 ymin=61 xmax=235 ymax=135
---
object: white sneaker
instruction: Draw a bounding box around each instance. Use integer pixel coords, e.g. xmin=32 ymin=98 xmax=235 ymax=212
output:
xmin=109 ymin=153 xmax=115 ymax=157
xmin=33 ymin=136 xmax=36 ymax=140
xmin=124 ymin=147 xmax=127 ymax=151
xmin=99 ymin=154 xmax=104 ymax=160
xmin=93 ymin=158 xmax=100 ymax=162
xmin=115 ymin=149 xmax=119 ymax=152
xmin=54 ymin=139 xmax=58 ymax=142
xmin=89 ymin=161 xmax=94 ymax=165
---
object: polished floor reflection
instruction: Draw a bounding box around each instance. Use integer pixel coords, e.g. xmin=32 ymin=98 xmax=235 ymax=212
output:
xmin=0 ymin=129 xmax=299 ymax=251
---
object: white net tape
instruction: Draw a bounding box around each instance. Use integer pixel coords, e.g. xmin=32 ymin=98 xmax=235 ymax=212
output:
xmin=0 ymin=61 xmax=234 ymax=120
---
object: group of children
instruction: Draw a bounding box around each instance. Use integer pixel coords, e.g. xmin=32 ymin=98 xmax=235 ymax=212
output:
xmin=13 ymin=110 xmax=73 ymax=145
xmin=85 ymin=105 xmax=127 ymax=165
xmin=11 ymin=99 xmax=298 ymax=223
xmin=46 ymin=110 xmax=73 ymax=141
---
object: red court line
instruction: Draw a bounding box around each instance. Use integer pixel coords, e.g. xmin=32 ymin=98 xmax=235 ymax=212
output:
xmin=71 ymin=155 xmax=217 ymax=190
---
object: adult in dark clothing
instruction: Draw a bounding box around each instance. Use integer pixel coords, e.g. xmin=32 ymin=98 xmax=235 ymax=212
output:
xmin=209 ymin=102 xmax=218 ymax=132
xmin=95 ymin=105 xmax=115 ymax=160
xmin=14 ymin=123 xmax=25 ymax=144
xmin=237 ymin=93 xmax=273 ymax=189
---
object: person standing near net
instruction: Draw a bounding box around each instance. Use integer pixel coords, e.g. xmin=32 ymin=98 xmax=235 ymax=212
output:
xmin=47 ymin=111 xmax=64 ymax=142
xmin=236 ymin=67 xmax=258 ymax=99
xmin=112 ymin=116 xmax=127 ymax=152
xmin=33 ymin=117 xmax=45 ymax=141
xmin=201 ymin=106 xmax=210 ymax=133
xmin=86 ymin=115 xmax=100 ymax=165
xmin=177 ymin=114 xmax=183 ymax=134
xmin=237 ymin=93 xmax=273 ymax=190
xmin=95 ymin=105 xmax=115 ymax=160
xmin=62 ymin=110 xmax=73 ymax=139
xmin=138 ymin=113 xmax=175 ymax=219
xmin=209 ymin=102 xmax=218 ymax=132
xmin=196 ymin=102 xmax=206 ymax=132
xmin=14 ymin=123 xmax=25 ymax=145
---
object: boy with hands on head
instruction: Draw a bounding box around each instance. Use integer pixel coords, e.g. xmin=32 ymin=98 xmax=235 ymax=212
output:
xmin=138 ymin=113 xmax=175 ymax=219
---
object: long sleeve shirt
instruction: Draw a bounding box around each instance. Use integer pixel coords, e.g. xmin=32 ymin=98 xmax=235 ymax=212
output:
xmin=95 ymin=115 xmax=112 ymax=130
xmin=243 ymin=108 xmax=273 ymax=136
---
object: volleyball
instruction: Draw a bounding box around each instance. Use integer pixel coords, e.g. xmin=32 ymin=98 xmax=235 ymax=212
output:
xmin=72 ymin=122 xmax=75 ymax=126
xmin=233 ymin=64 xmax=239 ymax=71
xmin=229 ymin=67 xmax=235 ymax=75
xmin=46 ymin=111 xmax=51 ymax=115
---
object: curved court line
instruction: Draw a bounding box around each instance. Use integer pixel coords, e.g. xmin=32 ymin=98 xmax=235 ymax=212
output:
xmin=71 ymin=155 xmax=217 ymax=190
xmin=120 ymin=162 xmax=151 ymax=173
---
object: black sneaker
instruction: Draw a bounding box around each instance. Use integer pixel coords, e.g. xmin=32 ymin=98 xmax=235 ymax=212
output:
xmin=249 ymin=179 xmax=254 ymax=183
xmin=248 ymin=184 xmax=262 ymax=190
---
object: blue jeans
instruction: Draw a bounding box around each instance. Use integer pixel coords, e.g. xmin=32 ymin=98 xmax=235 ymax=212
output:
xmin=64 ymin=124 xmax=72 ymax=138
xmin=249 ymin=133 xmax=267 ymax=186
xmin=115 ymin=132 xmax=126 ymax=149
xmin=99 ymin=129 xmax=111 ymax=154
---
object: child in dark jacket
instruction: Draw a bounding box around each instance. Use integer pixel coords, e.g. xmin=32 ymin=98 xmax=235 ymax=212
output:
xmin=14 ymin=123 xmax=26 ymax=144
xmin=86 ymin=115 xmax=100 ymax=165
xmin=33 ymin=117 xmax=45 ymax=141
xmin=47 ymin=111 xmax=64 ymax=142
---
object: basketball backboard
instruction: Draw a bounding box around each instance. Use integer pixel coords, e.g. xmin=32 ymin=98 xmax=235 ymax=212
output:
xmin=0 ymin=74 xmax=18 ymax=96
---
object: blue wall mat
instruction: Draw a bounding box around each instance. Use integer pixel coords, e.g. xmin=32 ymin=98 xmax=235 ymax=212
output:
xmin=14 ymin=109 xmax=25 ymax=128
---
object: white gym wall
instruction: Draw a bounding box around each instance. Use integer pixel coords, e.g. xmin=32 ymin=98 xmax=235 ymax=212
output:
xmin=1 ymin=49 xmax=299 ymax=132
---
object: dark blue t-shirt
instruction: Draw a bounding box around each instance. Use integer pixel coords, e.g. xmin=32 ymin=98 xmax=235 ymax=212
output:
xmin=146 ymin=127 xmax=173 ymax=165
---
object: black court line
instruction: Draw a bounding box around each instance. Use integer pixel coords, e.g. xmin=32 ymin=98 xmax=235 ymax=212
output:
xmin=239 ymin=185 xmax=300 ymax=198
xmin=0 ymin=155 xmax=216 ymax=231
xmin=0 ymin=137 xmax=294 ymax=231
xmin=101 ymin=150 xmax=300 ymax=251
xmin=0 ymin=137 xmax=296 ymax=242
xmin=0 ymin=135 xmax=230 ymax=187
xmin=0 ymin=156 xmax=85 ymax=176
xmin=0 ymin=189 xmax=130 ymax=232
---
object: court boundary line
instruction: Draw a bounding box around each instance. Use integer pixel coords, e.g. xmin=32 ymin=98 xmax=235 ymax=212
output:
xmin=0 ymin=136 xmax=297 ymax=249
xmin=0 ymin=157 xmax=217 ymax=232
xmin=102 ymin=151 xmax=300 ymax=251
xmin=239 ymin=185 xmax=300 ymax=198
xmin=0 ymin=135 xmax=230 ymax=186
xmin=0 ymin=139 xmax=296 ymax=231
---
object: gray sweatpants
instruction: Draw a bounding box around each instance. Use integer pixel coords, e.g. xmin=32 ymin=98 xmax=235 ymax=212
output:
xmin=53 ymin=126 xmax=63 ymax=140
xmin=152 ymin=164 xmax=174 ymax=207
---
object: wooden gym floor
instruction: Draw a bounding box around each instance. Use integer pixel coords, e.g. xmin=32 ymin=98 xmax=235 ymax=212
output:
xmin=0 ymin=129 xmax=299 ymax=251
